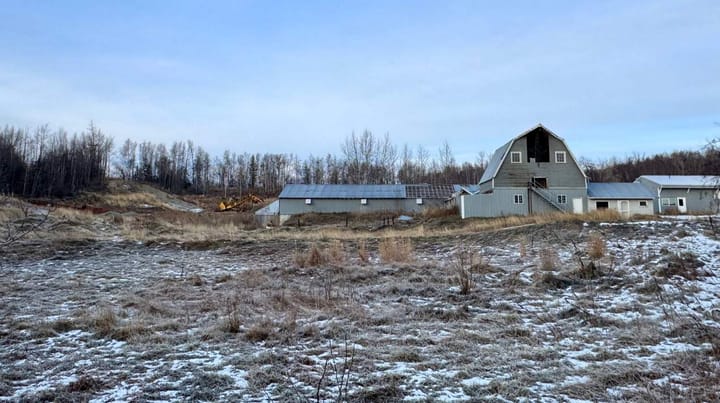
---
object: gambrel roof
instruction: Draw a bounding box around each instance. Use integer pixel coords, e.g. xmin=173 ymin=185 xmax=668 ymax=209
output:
xmin=478 ymin=124 xmax=587 ymax=186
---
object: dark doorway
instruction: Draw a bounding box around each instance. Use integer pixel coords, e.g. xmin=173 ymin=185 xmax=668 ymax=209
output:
xmin=531 ymin=177 xmax=548 ymax=188
xmin=526 ymin=128 xmax=550 ymax=162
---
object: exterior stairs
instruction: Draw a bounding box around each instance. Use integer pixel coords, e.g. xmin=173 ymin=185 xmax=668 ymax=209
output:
xmin=528 ymin=184 xmax=565 ymax=212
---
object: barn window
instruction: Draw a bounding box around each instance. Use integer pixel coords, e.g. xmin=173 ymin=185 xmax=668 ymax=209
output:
xmin=510 ymin=151 xmax=522 ymax=164
xmin=639 ymin=201 xmax=647 ymax=207
xmin=555 ymin=151 xmax=566 ymax=163
xmin=557 ymin=194 xmax=567 ymax=204
xmin=514 ymin=194 xmax=524 ymax=204
xmin=596 ymin=201 xmax=609 ymax=210
xmin=416 ymin=198 xmax=423 ymax=205
xmin=360 ymin=198 xmax=367 ymax=205
xmin=305 ymin=198 xmax=312 ymax=205
xmin=661 ymin=198 xmax=674 ymax=206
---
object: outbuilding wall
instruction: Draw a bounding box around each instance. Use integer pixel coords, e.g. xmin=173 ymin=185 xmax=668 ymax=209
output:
xmin=278 ymin=197 xmax=447 ymax=215
xmin=588 ymin=199 xmax=654 ymax=217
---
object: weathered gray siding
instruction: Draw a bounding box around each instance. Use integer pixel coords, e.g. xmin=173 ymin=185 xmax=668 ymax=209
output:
xmin=494 ymin=135 xmax=586 ymax=188
xmin=635 ymin=178 xmax=719 ymax=213
xmin=279 ymin=198 xmax=446 ymax=215
xmin=657 ymin=188 xmax=719 ymax=213
xmin=529 ymin=188 xmax=588 ymax=214
xmin=461 ymin=188 xmax=587 ymax=218
xmin=461 ymin=189 xmax=529 ymax=218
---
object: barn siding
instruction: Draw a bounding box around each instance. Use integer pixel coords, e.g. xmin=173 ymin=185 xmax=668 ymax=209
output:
xmin=494 ymin=135 xmax=586 ymax=188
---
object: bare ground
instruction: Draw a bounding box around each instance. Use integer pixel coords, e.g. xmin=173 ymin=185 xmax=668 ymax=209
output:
xmin=1 ymin=214 xmax=720 ymax=401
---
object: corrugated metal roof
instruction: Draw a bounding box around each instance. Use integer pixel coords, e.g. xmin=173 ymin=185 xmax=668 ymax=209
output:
xmin=453 ymin=184 xmax=480 ymax=195
xmin=279 ymin=184 xmax=458 ymax=199
xmin=279 ymin=184 xmax=406 ymax=199
xmin=637 ymin=175 xmax=720 ymax=188
xmin=405 ymin=184 xmax=455 ymax=199
xmin=587 ymin=182 xmax=655 ymax=199
xmin=479 ymin=140 xmax=512 ymax=185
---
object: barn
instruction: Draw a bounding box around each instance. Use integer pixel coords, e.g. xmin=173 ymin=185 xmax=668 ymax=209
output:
xmin=277 ymin=184 xmax=455 ymax=215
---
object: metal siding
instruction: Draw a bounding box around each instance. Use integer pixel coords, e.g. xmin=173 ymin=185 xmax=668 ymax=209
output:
xmin=279 ymin=197 xmax=447 ymax=215
xmin=659 ymin=188 xmax=719 ymax=213
xmin=461 ymin=188 xmax=530 ymax=217
xmin=493 ymin=135 xmax=586 ymax=188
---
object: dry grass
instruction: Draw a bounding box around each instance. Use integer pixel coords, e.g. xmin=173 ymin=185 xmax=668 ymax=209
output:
xmin=587 ymin=234 xmax=606 ymax=259
xmin=379 ymin=238 xmax=414 ymax=263
xmin=294 ymin=241 xmax=347 ymax=267
xmin=540 ymin=249 xmax=559 ymax=271
xmin=357 ymin=240 xmax=370 ymax=265
xmin=422 ymin=205 xmax=459 ymax=218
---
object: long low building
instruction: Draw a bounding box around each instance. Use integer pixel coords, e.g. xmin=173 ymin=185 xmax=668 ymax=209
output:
xmin=278 ymin=184 xmax=455 ymax=215
xmin=635 ymin=175 xmax=720 ymax=214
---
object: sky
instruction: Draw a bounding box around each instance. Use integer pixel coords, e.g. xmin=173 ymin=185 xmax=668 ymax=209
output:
xmin=1 ymin=0 xmax=719 ymax=164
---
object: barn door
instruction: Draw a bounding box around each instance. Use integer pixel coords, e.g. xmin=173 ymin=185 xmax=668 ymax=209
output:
xmin=572 ymin=198 xmax=583 ymax=214
xmin=619 ymin=200 xmax=630 ymax=218
xmin=677 ymin=197 xmax=687 ymax=213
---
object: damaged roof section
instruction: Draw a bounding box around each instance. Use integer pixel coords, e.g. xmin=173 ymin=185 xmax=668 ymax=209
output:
xmin=279 ymin=184 xmax=457 ymax=199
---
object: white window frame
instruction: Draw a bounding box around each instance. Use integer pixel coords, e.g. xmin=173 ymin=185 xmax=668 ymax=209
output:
xmin=510 ymin=151 xmax=522 ymax=164
xmin=661 ymin=198 xmax=674 ymax=206
xmin=557 ymin=194 xmax=567 ymax=204
xmin=555 ymin=151 xmax=566 ymax=163
xmin=416 ymin=198 xmax=423 ymax=205
xmin=360 ymin=198 xmax=367 ymax=205
xmin=513 ymin=194 xmax=524 ymax=204
xmin=305 ymin=198 xmax=312 ymax=205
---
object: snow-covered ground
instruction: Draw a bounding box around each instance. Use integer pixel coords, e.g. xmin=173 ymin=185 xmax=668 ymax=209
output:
xmin=1 ymin=218 xmax=719 ymax=401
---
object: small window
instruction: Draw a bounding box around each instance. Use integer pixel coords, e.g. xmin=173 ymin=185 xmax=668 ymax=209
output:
xmin=510 ymin=151 xmax=522 ymax=164
xmin=305 ymin=198 xmax=312 ymax=205
xmin=555 ymin=151 xmax=566 ymax=163
xmin=514 ymin=194 xmax=524 ymax=204
xmin=596 ymin=201 xmax=609 ymax=210
xmin=639 ymin=201 xmax=647 ymax=207
xmin=661 ymin=198 xmax=674 ymax=206
xmin=557 ymin=194 xmax=567 ymax=204
xmin=360 ymin=198 xmax=367 ymax=205
xmin=416 ymin=198 xmax=423 ymax=205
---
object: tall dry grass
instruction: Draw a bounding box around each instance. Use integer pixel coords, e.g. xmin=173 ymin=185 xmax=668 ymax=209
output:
xmin=379 ymin=238 xmax=414 ymax=263
xmin=587 ymin=234 xmax=606 ymax=259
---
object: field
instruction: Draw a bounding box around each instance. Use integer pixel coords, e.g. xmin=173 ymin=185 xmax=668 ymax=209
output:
xmin=1 ymin=192 xmax=720 ymax=401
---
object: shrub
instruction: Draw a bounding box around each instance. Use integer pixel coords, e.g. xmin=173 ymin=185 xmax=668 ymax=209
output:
xmin=588 ymin=234 xmax=606 ymax=259
xmin=379 ymin=238 xmax=414 ymax=263
xmin=540 ymin=249 xmax=558 ymax=271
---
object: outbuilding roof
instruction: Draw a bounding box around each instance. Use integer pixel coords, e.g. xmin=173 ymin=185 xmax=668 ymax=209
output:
xmin=636 ymin=175 xmax=720 ymax=188
xmin=279 ymin=184 xmax=457 ymax=199
xmin=280 ymin=184 xmax=405 ymax=199
xmin=587 ymin=182 xmax=655 ymax=199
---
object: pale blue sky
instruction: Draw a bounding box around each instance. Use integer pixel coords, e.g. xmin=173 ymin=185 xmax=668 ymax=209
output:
xmin=1 ymin=0 xmax=718 ymax=162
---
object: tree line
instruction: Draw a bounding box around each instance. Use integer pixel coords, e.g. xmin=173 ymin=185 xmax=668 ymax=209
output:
xmin=582 ymin=148 xmax=720 ymax=183
xmin=1 ymin=122 xmax=718 ymax=198
xmin=0 ymin=124 xmax=112 ymax=197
